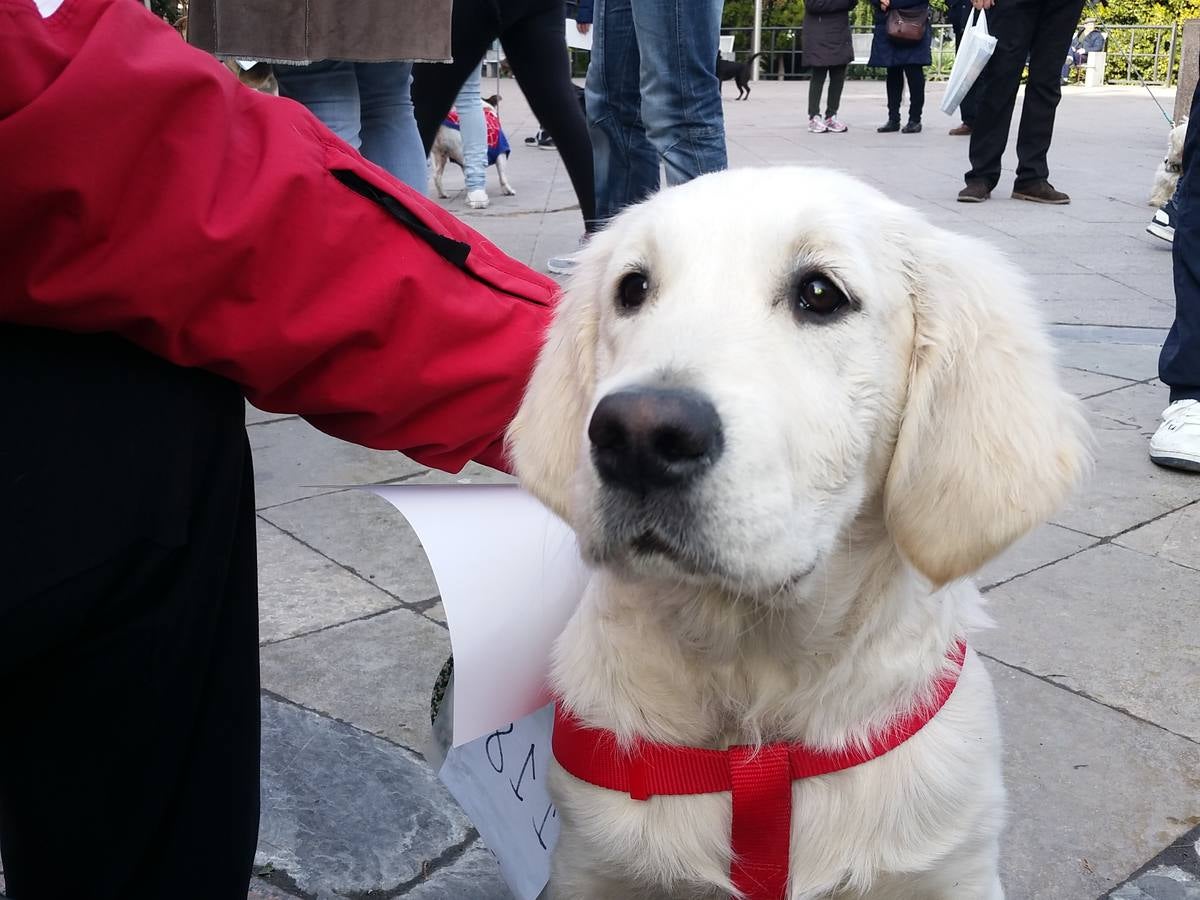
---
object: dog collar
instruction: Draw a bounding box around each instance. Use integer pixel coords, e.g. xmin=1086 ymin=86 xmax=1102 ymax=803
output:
xmin=552 ymin=638 xmax=968 ymax=900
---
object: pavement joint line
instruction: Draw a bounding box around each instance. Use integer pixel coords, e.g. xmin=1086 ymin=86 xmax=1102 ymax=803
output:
xmin=1076 ymin=374 xmax=1163 ymax=401
xmin=379 ymin=830 xmax=482 ymax=899
xmin=976 ymin=652 xmax=1200 ymax=748
xmin=258 ymin=601 xmax=406 ymax=649
xmin=246 ymin=414 xmax=301 ymax=428
xmin=255 ymin=514 xmax=409 ymax=606
xmin=253 ymin=468 xmax=432 ymax=513
xmin=260 ymin=688 xmax=429 ymax=760
xmin=980 ymin=539 xmax=1102 ymax=593
xmin=1051 ymin=322 xmax=1173 ymax=332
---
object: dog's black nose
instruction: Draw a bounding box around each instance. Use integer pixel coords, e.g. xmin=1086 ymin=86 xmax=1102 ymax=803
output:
xmin=588 ymin=388 xmax=723 ymax=492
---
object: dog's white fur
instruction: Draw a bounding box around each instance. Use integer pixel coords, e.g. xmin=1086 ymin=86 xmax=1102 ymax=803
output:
xmin=507 ymin=168 xmax=1090 ymax=899
xmin=1150 ymin=118 xmax=1188 ymax=207
xmin=429 ymin=98 xmax=516 ymax=201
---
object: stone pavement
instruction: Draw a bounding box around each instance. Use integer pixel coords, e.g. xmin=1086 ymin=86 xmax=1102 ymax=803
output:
xmin=3 ymin=79 xmax=1197 ymax=900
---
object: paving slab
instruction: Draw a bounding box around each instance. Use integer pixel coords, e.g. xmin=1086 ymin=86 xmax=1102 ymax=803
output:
xmin=249 ymin=417 xmax=428 ymax=510
xmin=260 ymin=489 xmax=440 ymax=610
xmin=257 ymin=696 xmax=470 ymax=899
xmin=989 ymin=660 xmax=1200 ymax=900
xmin=1115 ymin=501 xmax=1200 ymax=571
xmin=258 ymin=517 xmax=400 ymax=645
xmin=976 ymin=522 xmax=1096 ymax=590
xmin=1054 ymin=382 xmax=1200 ymax=537
xmin=401 ymin=840 xmax=509 ymax=900
xmin=980 ymin=543 xmax=1200 ymax=742
xmin=260 ymin=608 xmax=451 ymax=754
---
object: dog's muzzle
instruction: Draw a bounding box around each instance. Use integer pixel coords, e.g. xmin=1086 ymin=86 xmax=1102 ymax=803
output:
xmin=588 ymin=387 xmax=724 ymax=494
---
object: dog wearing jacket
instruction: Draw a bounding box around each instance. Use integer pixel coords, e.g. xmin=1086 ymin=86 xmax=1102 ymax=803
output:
xmin=430 ymin=94 xmax=516 ymax=200
xmin=507 ymin=167 xmax=1090 ymax=899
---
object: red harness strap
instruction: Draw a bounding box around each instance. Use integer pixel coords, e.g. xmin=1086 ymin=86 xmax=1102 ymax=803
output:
xmin=552 ymin=639 xmax=968 ymax=900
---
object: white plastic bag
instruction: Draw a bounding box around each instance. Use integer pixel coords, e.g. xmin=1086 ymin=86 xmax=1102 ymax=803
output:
xmin=940 ymin=9 xmax=997 ymax=115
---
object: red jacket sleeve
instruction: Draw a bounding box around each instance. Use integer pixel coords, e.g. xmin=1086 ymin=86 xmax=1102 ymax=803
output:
xmin=0 ymin=0 xmax=558 ymax=473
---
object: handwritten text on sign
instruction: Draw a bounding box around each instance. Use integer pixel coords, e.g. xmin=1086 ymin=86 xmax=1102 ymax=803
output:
xmin=438 ymin=703 xmax=559 ymax=900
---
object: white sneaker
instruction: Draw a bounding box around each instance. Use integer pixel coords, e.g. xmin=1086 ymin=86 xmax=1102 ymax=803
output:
xmin=1149 ymin=399 xmax=1200 ymax=472
xmin=547 ymin=236 xmax=588 ymax=275
xmin=808 ymin=115 xmax=828 ymax=133
xmin=466 ymin=189 xmax=489 ymax=209
xmin=824 ymin=115 xmax=848 ymax=133
xmin=1147 ymin=200 xmax=1176 ymax=244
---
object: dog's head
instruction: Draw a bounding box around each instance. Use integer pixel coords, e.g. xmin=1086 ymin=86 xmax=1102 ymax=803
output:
xmin=509 ymin=168 xmax=1089 ymax=594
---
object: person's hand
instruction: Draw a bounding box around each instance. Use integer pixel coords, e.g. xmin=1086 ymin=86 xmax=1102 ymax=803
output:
xmin=880 ymin=0 xmax=890 ymax=10
xmin=972 ymin=0 xmax=994 ymax=8
xmin=577 ymin=22 xmax=590 ymax=34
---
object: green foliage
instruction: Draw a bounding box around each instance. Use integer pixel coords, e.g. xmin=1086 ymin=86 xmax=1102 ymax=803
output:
xmin=1085 ymin=0 xmax=1197 ymax=83
xmin=722 ymin=0 xmax=808 ymax=29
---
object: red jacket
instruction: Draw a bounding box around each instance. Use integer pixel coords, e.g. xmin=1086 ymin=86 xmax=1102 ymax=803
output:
xmin=0 ymin=0 xmax=557 ymax=473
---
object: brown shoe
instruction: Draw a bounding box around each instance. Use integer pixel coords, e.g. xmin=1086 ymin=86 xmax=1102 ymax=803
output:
xmin=957 ymin=181 xmax=991 ymax=203
xmin=948 ymin=123 xmax=972 ymax=136
xmin=1012 ymin=180 xmax=1070 ymax=204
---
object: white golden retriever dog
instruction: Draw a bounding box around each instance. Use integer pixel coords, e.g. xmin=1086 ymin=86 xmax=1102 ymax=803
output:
xmin=508 ymin=167 xmax=1090 ymax=900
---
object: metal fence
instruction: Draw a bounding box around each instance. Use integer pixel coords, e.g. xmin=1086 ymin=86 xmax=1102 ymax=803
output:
xmin=721 ymin=22 xmax=1180 ymax=86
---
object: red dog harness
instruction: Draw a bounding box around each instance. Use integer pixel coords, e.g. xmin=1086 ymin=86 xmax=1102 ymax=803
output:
xmin=552 ymin=639 xmax=968 ymax=900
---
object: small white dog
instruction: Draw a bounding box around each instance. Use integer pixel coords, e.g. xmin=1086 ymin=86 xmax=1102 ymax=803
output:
xmin=1149 ymin=117 xmax=1188 ymax=207
xmin=429 ymin=95 xmax=516 ymax=204
xmin=509 ymin=168 xmax=1090 ymax=900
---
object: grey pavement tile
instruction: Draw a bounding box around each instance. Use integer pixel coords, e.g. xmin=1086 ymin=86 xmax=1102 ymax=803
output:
xmin=980 ymin=543 xmax=1200 ymax=742
xmin=250 ymin=417 xmax=427 ymax=510
xmin=1056 ymin=366 xmax=1138 ymax=400
xmin=1110 ymin=868 xmax=1200 ymax=900
xmin=976 ymin=522 xmax=1096 ymax=589
xmin=1051 ymin=334 xmax=1162 ymax=380
xmin=990 ymin=660 xmax=1200 ymax=900
xmin=247 ymin=877 xmax=304 ymax=899
xmin=257 ymin=517 xmax=398 ymax=645
xmin=246 ymin=402 xmax=297 ymax=426
xmin=1053 ymin=382 xmax=1200 ymax=537
xmin=402 ymin=840 xmax=510 ymax=900
xmin=260 ymin=608 xmax=451 ymax=753
xmin=1040 ymin=297 xmax=1178 ymax=329
xmin=257 ymin=696 xmax=470 ymax=899
xmin=1115 ymin=502 xmax=1200 ymax=572
xmin=260 ymin=489 xmax=439 ymax=609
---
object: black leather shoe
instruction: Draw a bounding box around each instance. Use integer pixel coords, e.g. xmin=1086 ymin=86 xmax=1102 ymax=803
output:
xmin=1012 ymin=180 xmax=1071 ymax=204
xmin=957 ymin=180 xmax=991 ymax=203
xmin=877 ymin=119 xmax=901 ymax=133
xmin=901 ymin=120 xmax=922 ymax=134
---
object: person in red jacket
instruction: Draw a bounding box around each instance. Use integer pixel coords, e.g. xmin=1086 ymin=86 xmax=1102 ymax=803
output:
xmin=0 ymin=1 xmax=556 ymax=897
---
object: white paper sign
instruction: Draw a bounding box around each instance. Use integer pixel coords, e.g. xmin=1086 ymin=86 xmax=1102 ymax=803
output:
xmin=566 ymin=19 xmax=593 ymax=51
xmin=367 ymin=484 xmax=588 ymax=746
xmin=439 ymin=703 xmax=559 ymax=900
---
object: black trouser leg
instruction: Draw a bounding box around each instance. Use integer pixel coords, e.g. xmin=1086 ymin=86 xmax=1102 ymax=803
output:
xmin=1012 ymin=0 xmax=1085 ymax=187
xmin=0 ymin=328 xmax=260 ymax=900
xmin=825 ymin=65 xmax=847 ymax=117
xmin=411 ymin=2 xmax=501 ymax=152
xmin=1161 ymin=77 xmax=1200 ymax=402
xmin=965 ymin=0 xmax=1039 ymax=188
xmin=809 ymin=65 xmax=829 ymax=117
xmin=886 ymin=66 xmax=904 ymax=121
xmin=499 ymin=0 xmax=598 ymax=230
xmin=904 ymin=63 xmax=925 ymax=121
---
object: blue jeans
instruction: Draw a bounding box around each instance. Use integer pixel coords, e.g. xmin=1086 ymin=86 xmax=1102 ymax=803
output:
xmin=1160 ymin=83 xmax=1200 ymax=402
xmin=586 ymin=0 xmax=727 ymax=224
xmin=276 ymin=60 xmax=428 ymax=192
xmin=454 ymin=62 xmax=488 ymax=193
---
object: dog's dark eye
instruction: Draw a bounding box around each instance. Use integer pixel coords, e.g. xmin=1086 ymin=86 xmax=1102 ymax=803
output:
xmin=793 ymin=274 xmax=848 ymax=318
xmin=617 ymin=272 xmax=650 ymax=313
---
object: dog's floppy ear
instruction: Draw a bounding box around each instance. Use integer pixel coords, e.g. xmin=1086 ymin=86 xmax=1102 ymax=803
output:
xmin=884 ymin=230 xmax=1091 ymax=586
xmin=506 ymin=262 xmax=601 ymax=523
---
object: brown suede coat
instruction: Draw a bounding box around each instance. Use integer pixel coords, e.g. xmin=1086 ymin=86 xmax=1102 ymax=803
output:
xmin=187 ymin=0 xmax=452 ymax=63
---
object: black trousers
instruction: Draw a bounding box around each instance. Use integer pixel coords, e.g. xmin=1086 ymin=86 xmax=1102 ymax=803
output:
xmin=948 ymin=3 xmax=982 ymax=126
xmin=965 ymin=0 xmax=1085 ymax=190
xmin=808 ymin=65 xmax=847 ymax=118
xmin=411 ymin=0 xmax=597 ymax=231
xmin=1160 ymin=69 xmax=1200 ymax=402
xmin=886 ymin=64 xmax=925 ymax=122
xmin=0 ymin=328 xmax=260 ymax=900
